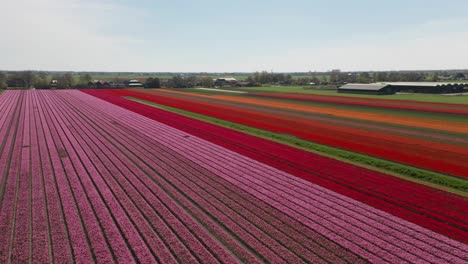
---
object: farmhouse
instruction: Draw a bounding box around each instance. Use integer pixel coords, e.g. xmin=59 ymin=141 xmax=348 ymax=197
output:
xmin=339 ymin=82 xmax=467 ymax=95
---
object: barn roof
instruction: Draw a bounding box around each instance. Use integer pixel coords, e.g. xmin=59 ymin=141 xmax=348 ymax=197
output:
xmin=339 ymin=83 xmax=389 ymax=91
xmin=384 ymin=82 xmax=466 ymax=87
xmin=340 ymin=82 xmax=467 ymax=91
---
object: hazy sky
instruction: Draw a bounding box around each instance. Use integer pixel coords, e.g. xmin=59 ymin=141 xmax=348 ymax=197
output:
xmin=1 ymin=0 xmax=468 ymax=72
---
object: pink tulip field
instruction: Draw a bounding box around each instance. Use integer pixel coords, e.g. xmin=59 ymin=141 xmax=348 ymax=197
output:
xmin=0 ymin=90 xmax=466 ymax=263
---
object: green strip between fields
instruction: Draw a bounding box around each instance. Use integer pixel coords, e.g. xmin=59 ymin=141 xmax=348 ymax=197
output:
xmin=127 ymin=97 xmax=468 ymax=196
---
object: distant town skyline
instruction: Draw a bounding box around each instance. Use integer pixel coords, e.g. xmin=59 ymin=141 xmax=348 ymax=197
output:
xmin=2 ymin=0 xmax=468 ymax=72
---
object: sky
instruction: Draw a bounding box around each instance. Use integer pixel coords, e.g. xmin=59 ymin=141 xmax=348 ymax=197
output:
xmin=1 ymin=0 xmax=468 ymax=72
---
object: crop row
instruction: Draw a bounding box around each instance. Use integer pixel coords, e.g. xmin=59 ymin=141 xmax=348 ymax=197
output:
xmin=84 ymin=89 xmax=468 ymax=244
xmin=1 ymin=90 xmax=467 ymax=262
xmin=95 ymin=89 xmax=468 ymax=179
xmin=0 ymin=90 xmax=359 ymax=262
xmin=155 ymin=89 xmax=468 ymax=134
xmin=158 ymin=91 xmax=468 ymax=147
xmin=252 ymin=92 xmax=468 ymax=115
xmin=79 ymin=90 xmax=468 ymax=262
xmin=52 ymin=91 xmax=360 ymax=263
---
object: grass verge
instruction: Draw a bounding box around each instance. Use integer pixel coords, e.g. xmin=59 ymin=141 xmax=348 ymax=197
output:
xmin=128 ymin=97 xmax=468 ymax=196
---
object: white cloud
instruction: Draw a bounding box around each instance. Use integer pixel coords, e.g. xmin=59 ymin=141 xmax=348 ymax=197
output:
xmin=0 ymin=0 xmax=147 ymax=71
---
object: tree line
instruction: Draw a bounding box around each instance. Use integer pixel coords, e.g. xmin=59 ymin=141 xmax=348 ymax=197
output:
xmin=0 ymin=70 xmax=466 ymax=90
xmin=245 ymin=70 xmax=466 ymax=86
xmin=0 ymin=71 xmax=86 ymax=89
xmin=0 ymin=71 xmax=162 ymax=89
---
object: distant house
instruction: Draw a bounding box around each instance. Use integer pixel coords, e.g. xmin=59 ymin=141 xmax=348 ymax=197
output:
xmin=49 ymin=80 xmax=58 ymax=89
xmin=125 ymin=79 xmax=144 ymax=88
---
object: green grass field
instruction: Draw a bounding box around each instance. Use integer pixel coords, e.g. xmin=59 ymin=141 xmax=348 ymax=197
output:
xmin=128 ymin=97 xmax=468 ymax=195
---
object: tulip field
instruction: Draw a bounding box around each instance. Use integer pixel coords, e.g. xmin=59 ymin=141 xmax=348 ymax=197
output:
xmin=252 ymin=92 xmax=468 ymax=115
xmin=95 ymin=89 xmax=468 ymax=179
xmin=0 ymin=89 xmax=467 ymax=263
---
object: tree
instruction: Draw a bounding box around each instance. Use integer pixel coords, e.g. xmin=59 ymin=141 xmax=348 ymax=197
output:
xmin=358 ymin=72 xmax=372 ymax=83
xmin=64 ymin=73 xmax=75 ymax=87
xmin=0 ymin=72 xmax=7 ymax=89
xmin=246 ymin=76 xmax=254 ymax=83
xmin=167 ymin=76 xmax=187 ymax=88
xmin=79 ymin=74 xmax=93 ymax=85
xmin=54 ymin=73 xmax=75 ymax=89
xmin=321 ymin=76 xmax=328 ymax=84
xmin=21 ymin=71 xmax=36 ymax=88
xmin=431 ymin=73 xmax=440 ymax=82
xmin=374 ymin=72 xmax=388 ymax=82
xmin=185 ymin=76 xmax=197 ymax=88
xmin=34 ymin=72 xmax=50 ymax=89
xmin=329 ymin=69 xmax=341 ymax=83
xmin=199 ymin=77 xmax=214 ymax=88
xmin=145 ymin=77 xmax=161 ymax=88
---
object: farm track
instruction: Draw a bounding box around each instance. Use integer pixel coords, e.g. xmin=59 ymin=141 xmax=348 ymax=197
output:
xmin=0 ymin=90 xmax=466 ymax=263
xmin=114 ymin=89 xmax=468 ymax=178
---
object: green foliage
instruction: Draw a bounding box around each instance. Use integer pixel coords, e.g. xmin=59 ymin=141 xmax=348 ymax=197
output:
xmin=53 ymin=73 xmax=75 ymax=89
xmin=0 ymin=72 xmax=7 ymax=89
xmin=145 ymin=77 xmax=161 ymax=88
xmin=79 ymin=74 xmax=93 ymax=85
xmin=199 ymin=77 xmax=214 ymax=88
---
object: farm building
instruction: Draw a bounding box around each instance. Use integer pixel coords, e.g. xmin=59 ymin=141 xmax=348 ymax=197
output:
xmin=236 ymin=81 xmax=255 ymax=87
xmin=385 ymin=82 xmax=466 ymax=94
xmin=339 ymin=82 xmax=467 ymax=95
xmin=214 ymin=78 xmax=238 ymax=87
xmin=338 ymin=83 xmax=394 ymax=95
xmin=125 ymin=79 xmax=144 ymax=87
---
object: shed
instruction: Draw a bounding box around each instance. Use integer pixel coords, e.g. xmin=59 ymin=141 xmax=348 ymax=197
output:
xmin=338 ymin=83 xmax=394 ymax=95
xmin=125 ymin=79 xmax=144 ymax=88
xmin=339 ymin=82 xmax=467 ymax=95
xmin=385 ymin=82 xmax=466 ymax=94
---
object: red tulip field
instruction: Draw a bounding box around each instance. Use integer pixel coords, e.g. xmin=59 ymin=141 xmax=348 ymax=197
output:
xmin=252 ymin=92 xmax=468 ymax=115
xmin=91 ymin=89 xmax=468 ymax=178
xmin=0 ymin=90 xmax=466 ymax=263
